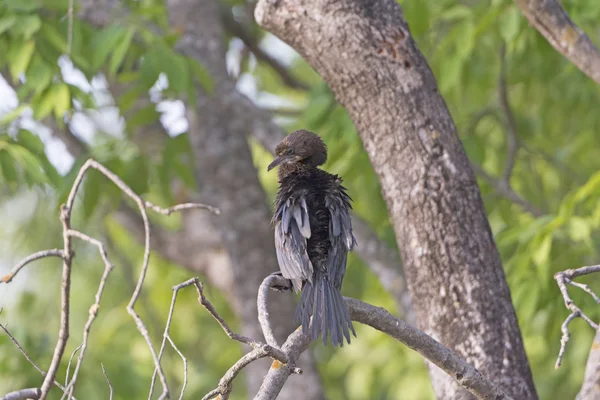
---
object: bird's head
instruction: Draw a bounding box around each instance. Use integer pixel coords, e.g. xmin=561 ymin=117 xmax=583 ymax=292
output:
xmin=267 ymin=130 xmax=328 ymax=172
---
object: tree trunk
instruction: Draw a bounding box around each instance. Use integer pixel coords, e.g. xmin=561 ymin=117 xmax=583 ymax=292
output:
xmin=255 ymin=0 xmax=537 ymax=399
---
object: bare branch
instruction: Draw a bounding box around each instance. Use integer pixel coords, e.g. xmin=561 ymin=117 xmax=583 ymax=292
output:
xmin=4 ymin=158 xmax=218 ymax=399
xmin=144 ymin=201 xmax=221 ymax=216
xmin=0 ymin=388 xmax=42 ymax=400
xmin=149 ymin=278 xmax=197 ymax=400
xmin=64 ymin=344 xmax=82 ymax=388
xmin=39 ymin=205 xmax=74 ymax=400
xmin=220 ymin=8 xmax=310 ymax=91
xmin=253 ymin=274 xmax=513 ymax=400
xmin=471 ymin=163 xmax=543 ymax=217
xmin=101 ymin=364 xmax=113 ymax=400
xmin=514 ymin=0 xmax=600 ymax=84
xmin=166 ymin=336 xmax=188 ymax=400
xmin=152 ymin=277 xmax=293 ymax=400
xmin=62 ymin=230 xmax=115 ymax=399
xmin=257 ymin=274 xmax=288 ymax=347
xmin=1 ymin=249 xmax=64 ymax=284
xmin=554 ymin=265 xmax=600 ymax=368
xmin=0 ymin=318 xmax=75 ymax=399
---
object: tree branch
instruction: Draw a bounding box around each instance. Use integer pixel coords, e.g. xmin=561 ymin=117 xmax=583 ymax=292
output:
xmin=0 ymin=313 xmax=76 ymax=399
xmin=0 ymin=388 xmax=42 ymax=400
xmin=554 ymin=264 xmax=600 ymax=368
xmin=250 ymin=275 xmax=513 ymax=400
xmin=1 ymin=249 xmax=65 ymax=284
xmin=514 ymin=0 xmax=600 ymax=84
xmin=2 ymin=159 xmax=218 ymax=399
xmin=220 ymin=7 xmax=310 ymax=91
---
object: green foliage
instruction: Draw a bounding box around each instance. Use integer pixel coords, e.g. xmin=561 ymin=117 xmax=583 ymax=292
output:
xmin=2 ymin=0 xmax=600 ymax=399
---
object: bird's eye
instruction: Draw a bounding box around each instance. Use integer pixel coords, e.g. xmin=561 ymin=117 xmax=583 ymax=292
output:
xmin=285 ymin=148 xmax=293 ymax=155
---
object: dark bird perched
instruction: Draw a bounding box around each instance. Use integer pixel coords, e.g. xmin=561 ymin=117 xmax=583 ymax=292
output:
xmin=267 ymin=129 xmax=357 ymax=347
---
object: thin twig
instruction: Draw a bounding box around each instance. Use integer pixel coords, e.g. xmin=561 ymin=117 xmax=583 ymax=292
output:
xmin=166 ymin=336 xmax=188 ymax=400
xmin=64 ymin=344 xmax=83 ymax=387
xmin=62 ymin=159 xmax=218 ymax=399
xmin=471 ymin=163 xmax=543 ymax=217
xmin=0 ymin=319 xmax=75 ymax=399
xmin=40 ymin=205 xmax=74 ymax=400
xmin=220 ymin=8 xmax=309 ymax=91
xmin=1 ymin=249 xmax=64 ymax=284
xmin=176 ymin=276 xmax=294 ymax=400
xmin=101 ymin=364 xmax=113 ymax=400
xmin=62 ymin=230 xmax=115 ymax=399
xmin=149 ymin=278 xmax=197 ymax=400
xmin=7 ymin=158 xmax=218 ymax=399
xmin=144 ymin=201 xmax=221 ymax=216
xmin=554 ymin=265 xmax=600 ymax=368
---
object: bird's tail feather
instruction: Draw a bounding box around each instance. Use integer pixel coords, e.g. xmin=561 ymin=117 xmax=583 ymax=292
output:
xmin=294 ymin=273 xmax=356 ymax=346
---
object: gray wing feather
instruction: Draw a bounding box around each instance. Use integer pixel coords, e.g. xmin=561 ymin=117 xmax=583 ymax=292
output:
xmin=326 ymin=188 xmax=356 ymax=288
xmin=274 ymin=194 xmax=313 ymax=291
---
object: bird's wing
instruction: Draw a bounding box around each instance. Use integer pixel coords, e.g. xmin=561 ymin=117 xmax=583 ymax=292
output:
xmin=325 ymin=182 xmax=356 ymax=289
xmin=273 ymin=194 xmax=313 ymax=290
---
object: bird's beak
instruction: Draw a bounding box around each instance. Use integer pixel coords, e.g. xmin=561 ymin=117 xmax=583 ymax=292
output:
xmin=267 ymin=155 xmax=288 ymax=171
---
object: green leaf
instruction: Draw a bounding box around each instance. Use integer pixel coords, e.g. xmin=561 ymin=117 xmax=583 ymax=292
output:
xmin=533 ymin=235 xmax=552 ymax=267
xmin=6 ymin=144 xmax=47 ymax=184
xmin=0 ymin=105 xmax=28 ymax=125
xmin=12 ymin=15 xmax=42 ymax=40
xmin=440 ymin=5 xmax=473 ymax=21
xmin=53 ymin=83 xmax=71 ymax=120
xmin=117 ymin=84 xmax=146 ymax=114
xmin=91 ymin=25 xmax=126 ymax=70
xmin=189 ymin=58 xmax=214 ymax=94
xmin=500 ymin=7 xmax=522 ymax=44
xmin=108 ymin=28 xmax=135 ymax=76
xmin=139 ymin=49 xmax=162 ymax=89
xmin=568 ymin=217 xmax=592 ymax=244
xmin=0 ymin=15 xmax=17 ymax=35
xmin=9 ymin=40 xmax=35 ymax=82
xmin=403 ymin=0 xmax=429 ymax=38
xmin=26 ymin=55 xmax=54 ymax=96
xmin=162 ymin=52 xmax=190 ymax=95
xmin=3 ymin=0 xmax=40 ymax=11
xmin=128 ymin=105 xmax=160 ymax=130
xmin=122 ymin=155 xmax=149 ymax=195
xmin=33 ymin=85 xmax=58 ymax=120
xmin=0 ymin=148 xmax=18 ymax=183
xmin=83 ymin=169 xmax=102 ymax=219
xmin=16 ymin=130 xmax=45 ymax=157
xmin=39 ymin=23 xmax=68 ymax=54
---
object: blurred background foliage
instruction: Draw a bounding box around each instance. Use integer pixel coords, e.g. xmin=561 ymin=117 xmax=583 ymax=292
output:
xmin=1 ymin=0 xmax=600 ymax=399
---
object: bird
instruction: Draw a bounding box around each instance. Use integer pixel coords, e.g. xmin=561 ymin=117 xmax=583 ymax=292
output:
xmin=267 ymin=129 xmax=357 ymax=347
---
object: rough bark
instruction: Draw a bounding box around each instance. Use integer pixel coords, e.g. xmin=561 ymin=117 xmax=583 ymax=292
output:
xmin=255 ymin=0 xmax=537 ymax=399
xmin=577 ymin=329 xmax=600 ymax=400
xmin=165 ymin=0 xmax=325 ymax=398
xmin=514 ymin=0 xmax=600 ymax=85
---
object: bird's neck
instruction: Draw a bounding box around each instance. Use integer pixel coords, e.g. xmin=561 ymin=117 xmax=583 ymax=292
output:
xmin=278 ymin=163 xmax=316 ymax=182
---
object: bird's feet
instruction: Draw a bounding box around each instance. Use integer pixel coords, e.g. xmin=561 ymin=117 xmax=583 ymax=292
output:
xmin=268 ymin=272 xmax=293 ymax=292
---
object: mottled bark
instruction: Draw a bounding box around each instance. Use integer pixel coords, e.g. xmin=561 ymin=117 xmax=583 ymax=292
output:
xmin=577 ymin=329 xmax=600 ymax=400
xmin=514 ymin=0 xmax=600 ymax=85
xmin=255 ymin=0 xmax=537 ymax=399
